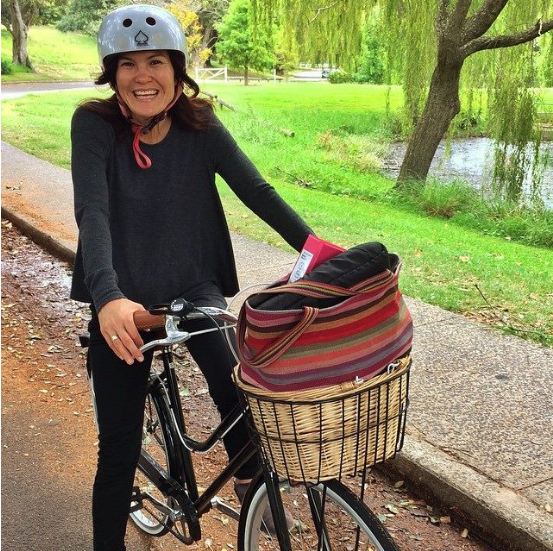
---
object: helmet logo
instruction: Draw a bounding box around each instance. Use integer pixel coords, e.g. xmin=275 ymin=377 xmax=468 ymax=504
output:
xmin=134 ymin=31 xmax=149 ymax=46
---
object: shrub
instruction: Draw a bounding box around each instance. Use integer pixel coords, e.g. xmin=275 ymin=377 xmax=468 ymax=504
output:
xmin=1 ymin=56 xmax=14 ymax=75
xmin=328 ymin=70 xmax=353 ymax=84
xmin=351 ymin=72 xmax=379 ymax=84
xmin=417 ymin=179 xmax=480 ymax=218
xmin=453 ymin=109 xmax=485 ymax=135
xmin=405 ymin=180 xmax=553 ymax=247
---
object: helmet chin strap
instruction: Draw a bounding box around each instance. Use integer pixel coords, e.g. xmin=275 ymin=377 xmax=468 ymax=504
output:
xmin=116 ymin=84 xmax=183 ymax=169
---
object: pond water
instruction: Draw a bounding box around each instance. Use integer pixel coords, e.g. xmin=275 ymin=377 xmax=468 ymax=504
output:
xmin=383 ymin=137 xmax=553 ymax=209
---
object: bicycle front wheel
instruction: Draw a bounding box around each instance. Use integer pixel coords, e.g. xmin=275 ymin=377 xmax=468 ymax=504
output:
xmin=130 ymin=388 xmax=174 ymax=536
xmin=238 ymin=476 xmax=400 ymax=551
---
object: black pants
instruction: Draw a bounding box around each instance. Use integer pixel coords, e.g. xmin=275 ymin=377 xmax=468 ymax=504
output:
xmin=87 ymin=305 xmax=259 ymax=551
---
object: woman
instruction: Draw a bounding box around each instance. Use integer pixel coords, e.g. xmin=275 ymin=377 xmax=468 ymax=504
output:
xmin=70 ymin=5 xmax=311 ymax=550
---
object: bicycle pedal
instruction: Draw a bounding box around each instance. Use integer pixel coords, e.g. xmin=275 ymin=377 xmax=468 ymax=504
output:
xmin=211 ymin=497 xmax=240 ymax=522
xmin=129 ymin=502 xmax=143 ymax=513
xmin=130 ymin=486 xmax=145 ymax=513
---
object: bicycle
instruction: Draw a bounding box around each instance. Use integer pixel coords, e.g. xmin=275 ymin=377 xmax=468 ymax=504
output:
xmin=82 ymin=297 xmax=403 ymax=551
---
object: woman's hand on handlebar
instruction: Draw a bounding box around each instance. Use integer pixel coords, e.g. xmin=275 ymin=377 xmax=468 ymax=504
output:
xmin=98 ymin=298 xmax=145 ymax=364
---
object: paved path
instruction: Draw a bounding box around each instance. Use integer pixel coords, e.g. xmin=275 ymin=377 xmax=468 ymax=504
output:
xmin=1 ymin=118 xmax=552 ymax=550
xmin=1 ymin=81 xmax=96 ymax=99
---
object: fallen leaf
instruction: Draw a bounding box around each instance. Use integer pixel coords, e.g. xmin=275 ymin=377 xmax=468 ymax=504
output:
xmin=429 ymin=516 xmax=441 ymax=525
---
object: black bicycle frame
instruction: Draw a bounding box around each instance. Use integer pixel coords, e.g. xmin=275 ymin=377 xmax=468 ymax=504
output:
xmin=136 ymin=346 xmax=258 ymax=532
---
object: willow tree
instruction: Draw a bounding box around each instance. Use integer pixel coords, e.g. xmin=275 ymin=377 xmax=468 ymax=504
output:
xmin=385 ymin=0 xmax=553 ymax=188
xmin=252 ymin=0 xmax=553 ymax=193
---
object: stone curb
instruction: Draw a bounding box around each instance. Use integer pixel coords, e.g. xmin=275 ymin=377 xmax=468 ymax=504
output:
xmin=385 ymin=436 xmax=553 ymax=551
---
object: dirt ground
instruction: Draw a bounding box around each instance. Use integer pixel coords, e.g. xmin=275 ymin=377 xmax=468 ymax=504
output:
xmin=1 ymin=219 xmax=496 ymax=551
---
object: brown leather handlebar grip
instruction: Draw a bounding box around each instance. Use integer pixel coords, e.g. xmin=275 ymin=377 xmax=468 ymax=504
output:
xmin=133 ymin=310 xmax=166 ymax=331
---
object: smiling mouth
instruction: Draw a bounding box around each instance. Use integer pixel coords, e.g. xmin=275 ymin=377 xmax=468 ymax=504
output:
xmin=133 ymin=90 xmax=158 ymax=99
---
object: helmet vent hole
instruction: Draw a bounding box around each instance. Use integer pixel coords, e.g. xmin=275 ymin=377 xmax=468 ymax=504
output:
xmin=146 ymin=17 xmax=156 ymax=26
xmin=122 ymin=18 xmax=132 ymax=28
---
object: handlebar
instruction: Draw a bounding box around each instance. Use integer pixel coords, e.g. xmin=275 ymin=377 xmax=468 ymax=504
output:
xmin=135 ymin=299 xmax=239 ymax=354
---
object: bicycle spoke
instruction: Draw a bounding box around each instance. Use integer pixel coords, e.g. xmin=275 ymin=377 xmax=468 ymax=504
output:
xmin=239 ymin=479 xmax=400 ymax=551
xmin=130 ymin=392 xmax=174 ymax=536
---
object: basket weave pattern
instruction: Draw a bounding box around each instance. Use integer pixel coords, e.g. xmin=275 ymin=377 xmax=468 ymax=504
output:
xmin=234 ymin=356 xmax=411 ymax=482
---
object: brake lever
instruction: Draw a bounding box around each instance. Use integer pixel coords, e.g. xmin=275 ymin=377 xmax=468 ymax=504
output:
xmin=139 ymin=315 xmax=191 ymax=353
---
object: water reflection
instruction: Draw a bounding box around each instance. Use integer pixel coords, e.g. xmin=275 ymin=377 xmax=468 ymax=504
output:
xmin=384 ymin=138 xmax=553 ymax=209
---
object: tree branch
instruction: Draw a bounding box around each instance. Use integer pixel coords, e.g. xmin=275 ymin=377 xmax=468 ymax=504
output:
xmin=462 ymin=18 xmax=553 ymax=57
xmin=310 ymin=2 xmax=339 ymax=24
xmin=462 ymin=0 xmax=509 ymax=43
xmin=446 ymin=0 xmax=473 ymax=36
xmin=437 ymin=0 xmax=451 ymax=22
xmin=436 ymin=0 xmax=452 ymax=35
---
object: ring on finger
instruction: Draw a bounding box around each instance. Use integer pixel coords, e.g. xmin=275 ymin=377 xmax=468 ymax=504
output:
xmin=110 ymin=335 xmax=119 ymax=342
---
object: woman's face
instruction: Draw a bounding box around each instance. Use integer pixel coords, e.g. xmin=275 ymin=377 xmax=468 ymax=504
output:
xmin=115 ymin=50 xmax=175 ymax=125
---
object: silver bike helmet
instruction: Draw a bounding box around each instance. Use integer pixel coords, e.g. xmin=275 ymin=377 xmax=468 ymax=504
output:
xmin=97 ymin=4 xmax=187 ymax=67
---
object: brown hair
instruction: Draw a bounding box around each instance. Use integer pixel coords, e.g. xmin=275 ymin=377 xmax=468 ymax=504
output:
xmin=80 ymin=51 xmax=214 ymax=136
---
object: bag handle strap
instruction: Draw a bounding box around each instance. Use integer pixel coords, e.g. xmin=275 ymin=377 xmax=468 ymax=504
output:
xmin=237 ymin=305 xmax=318 ymax=369
xmin=255 ymin=269 xmax=395 ymax=300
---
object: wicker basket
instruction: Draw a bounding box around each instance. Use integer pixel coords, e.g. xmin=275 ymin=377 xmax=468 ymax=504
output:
xmin=234 ymin=355 xmax=411 ymax=483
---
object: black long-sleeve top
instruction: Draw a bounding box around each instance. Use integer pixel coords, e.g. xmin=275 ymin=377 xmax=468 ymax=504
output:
xmin=70 ymin=107 xmax=311 ymax=310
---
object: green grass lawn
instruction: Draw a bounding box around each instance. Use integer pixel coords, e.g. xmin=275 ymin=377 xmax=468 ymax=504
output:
xmin=2 ymin=26 xmax=99 ymax=82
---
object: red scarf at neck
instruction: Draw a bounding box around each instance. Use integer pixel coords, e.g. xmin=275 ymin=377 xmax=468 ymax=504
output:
xmin=116 ymin=84 xmax=183 ymax=169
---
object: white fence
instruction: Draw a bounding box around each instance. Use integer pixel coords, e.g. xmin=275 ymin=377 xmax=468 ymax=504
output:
xmin=194 ymin=66 xmax=228 ymax=82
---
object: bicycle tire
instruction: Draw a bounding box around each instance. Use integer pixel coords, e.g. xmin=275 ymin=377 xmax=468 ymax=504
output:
xmin=129 ymin=386 xmax=175 ymax=536
xmin=238 ymin=476 xmax=400 ymax=551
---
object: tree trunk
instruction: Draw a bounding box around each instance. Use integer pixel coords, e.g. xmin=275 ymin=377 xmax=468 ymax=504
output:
xmin=11 ymin=0 xmax=31 ymax=68
xmin=244 ymin=65 xmax=249 ymax=86
xmin=397 ymin=55 xmax=464 ymax=185
xmin=202 ymin=24 xmax=215 ymax=67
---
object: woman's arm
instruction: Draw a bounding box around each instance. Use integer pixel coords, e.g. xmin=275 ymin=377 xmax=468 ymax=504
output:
xmin=71 ymin=107 xmax=145 ymax=363
xmin=71 ymin=107 xmax=123 ymax=309
xmin=206 ymin=116 xmax=313 ymax=252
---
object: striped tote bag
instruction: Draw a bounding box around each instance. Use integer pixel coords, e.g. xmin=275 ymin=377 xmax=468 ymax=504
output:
xmin=237 ymin=257 xmax=413 ymax=391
